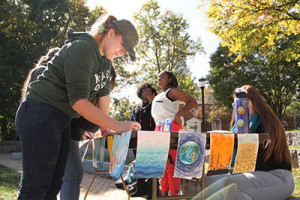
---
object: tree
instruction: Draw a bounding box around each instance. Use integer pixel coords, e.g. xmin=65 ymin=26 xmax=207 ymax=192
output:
xmin=0 ymin=0 xmax=105 ymax=140
xmin=133 ymin=0 xmax=204 ymax=97
xmin=199 ymin=0 xmax=300 ymax=65
xmin=109 ymin=97 xmax=133 ymax=121
xmin=209 ymin=42 xmax=300 ymax=120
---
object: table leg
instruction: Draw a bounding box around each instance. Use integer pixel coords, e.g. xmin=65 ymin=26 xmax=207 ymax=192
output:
xmin=152 ymin=178 xmax=158 ymax=200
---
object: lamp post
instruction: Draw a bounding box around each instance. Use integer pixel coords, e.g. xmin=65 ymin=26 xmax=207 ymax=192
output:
xmin=198 ymin=78 xmax=206 ymax=132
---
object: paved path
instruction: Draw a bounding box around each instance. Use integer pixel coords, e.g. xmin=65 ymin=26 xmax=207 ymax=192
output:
xmin=0 ymin=153 xmax=145 ymax=200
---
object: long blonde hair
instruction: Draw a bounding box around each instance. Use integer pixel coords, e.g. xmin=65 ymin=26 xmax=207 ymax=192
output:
xmin=89 ymin=15 xmax=121 ymax=45
xmin=20 ymin=47 xmax=60 ymax=102
xmin=231 ymin=85 xmax=292 ymax=164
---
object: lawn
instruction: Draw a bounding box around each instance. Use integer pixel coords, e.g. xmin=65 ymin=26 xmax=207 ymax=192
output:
xmin=290 ymin=146 xmax=300 ymax=149
xmin=0 ymin=165 xmax=21 ymax=199
xmin=293 ymin=168 xmax=300 ymax=197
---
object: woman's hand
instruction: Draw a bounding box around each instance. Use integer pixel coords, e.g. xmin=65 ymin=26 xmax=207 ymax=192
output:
xmin=142 ymin=89 xmax=155 ymax=102
xmin=174 ymin=114 xmax=183 ymax=125
xmin=101 ymin=129 xmax=121 ymax=137
xmin=115 ymin=121 xmax=141 ymax=134
xmin=84 ymin=131 xmax=94 ymax=140
xmin=144 ymin=91 xmax=155 ymax=102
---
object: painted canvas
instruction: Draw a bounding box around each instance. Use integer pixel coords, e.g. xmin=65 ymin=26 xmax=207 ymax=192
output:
xmin=207 ymin=133 xmax=234 ymax=175
xmin=107 ymin=136 xmax=113 ymax=159
xmin=134 ymin=131 xmax=170 ymax=178
xmin=92 ymin=138 xmax=106 ymax=170
xmin=109 ymin=131 xmax=132 ymax=178
xmin=233 ymin=134 xmax=259 ymax=174
xmin=174 ymin=132 xmax=206 ymax=178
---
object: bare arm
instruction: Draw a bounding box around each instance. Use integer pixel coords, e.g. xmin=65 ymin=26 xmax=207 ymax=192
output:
xmin=97 ymin=95 xmax=110 ymax=115
xmin=168 ymin=88 xmax=197 ymax=125
xmin=72 ymin=99 xmax=141 ymax=133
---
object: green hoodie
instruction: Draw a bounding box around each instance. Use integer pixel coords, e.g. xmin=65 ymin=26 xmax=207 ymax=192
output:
xmin=28 ymin=29 xmax=112 ymax=118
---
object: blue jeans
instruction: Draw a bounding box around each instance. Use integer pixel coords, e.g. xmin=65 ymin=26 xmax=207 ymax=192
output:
xmin=60 ymin=139 xmax=84 ymax=200
xmin=15 ymin=98 xmax=71 ymax=200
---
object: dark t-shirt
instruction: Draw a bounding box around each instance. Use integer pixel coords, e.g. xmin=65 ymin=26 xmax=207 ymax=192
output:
xmin=131 ymin=102 xmax=156 ymax=131
xmin=70 ymin=117 xmax=99 ymax=141
xmin=255 ymin=123 xmax=291 ymax=171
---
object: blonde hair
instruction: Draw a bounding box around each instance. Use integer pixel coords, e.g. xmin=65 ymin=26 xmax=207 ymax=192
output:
xmin=89 ymin=14 xmax=121 ymax=45
xmin=20 ymin=47 xmax=60 ymax=102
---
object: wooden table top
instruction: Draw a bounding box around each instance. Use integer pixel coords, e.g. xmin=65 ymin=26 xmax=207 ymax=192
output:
xmin=128 ymin=131 xmax=270 ymax=150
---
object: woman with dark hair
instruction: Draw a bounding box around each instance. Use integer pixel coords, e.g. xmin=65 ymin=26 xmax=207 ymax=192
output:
xmin=194 ymin=85 xmax=294 ymax=200
xmin=131 ymin=82 xmax=157 ymax=131
xmin=227 ymin=85 xmax=294 ymax=199
xmin=15 ymin=14 xmax=141 ymax=199
xmin=125 ymin=82 xmax=158 ymax=198
xmin=151 ymin=70 xmax=197 ymax=197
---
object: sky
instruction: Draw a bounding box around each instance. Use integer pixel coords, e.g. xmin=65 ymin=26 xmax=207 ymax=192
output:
xmin=86 ymin=0 xmax=221 ymax=101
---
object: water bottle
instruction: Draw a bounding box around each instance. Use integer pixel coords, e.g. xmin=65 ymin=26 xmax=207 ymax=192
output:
xmin=234 ymin=88 xmax=250 ymax=133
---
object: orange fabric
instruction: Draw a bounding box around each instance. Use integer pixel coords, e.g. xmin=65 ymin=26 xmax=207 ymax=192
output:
xmin=208 ymin=133 xmax=234 ymax=172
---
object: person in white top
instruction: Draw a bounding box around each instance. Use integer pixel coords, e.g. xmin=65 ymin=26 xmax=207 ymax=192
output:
xmin=151 ymin=70 xmax=197 ymax=197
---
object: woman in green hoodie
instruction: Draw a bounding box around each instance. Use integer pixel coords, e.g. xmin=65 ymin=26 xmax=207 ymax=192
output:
xmin=15 ymin=15 xmax=141 ymax=199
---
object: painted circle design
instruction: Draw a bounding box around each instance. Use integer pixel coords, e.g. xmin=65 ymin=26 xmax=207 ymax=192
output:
xmin=179 ymin=141 xmax=200 ymax=164
xmin=237 ymin=119 xmax=245 ymax=127
xmin=237 ymin=106 xmax=246 ymax=115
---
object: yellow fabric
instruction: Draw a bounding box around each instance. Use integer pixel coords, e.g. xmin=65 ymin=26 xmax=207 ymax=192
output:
xmin=107 ymin=136 xmax=113 ymax=159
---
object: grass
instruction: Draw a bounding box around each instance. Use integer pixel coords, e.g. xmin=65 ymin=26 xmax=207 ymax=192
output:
xmin=286 ymin=129 xmax=300 ymax=133
xmin=0 ymin=164 xmax=21 ymax=199
xmin=290 ymin=145 xmax=300 ymax=149
xmin=293 ymin=168 xmax=300 ymax=197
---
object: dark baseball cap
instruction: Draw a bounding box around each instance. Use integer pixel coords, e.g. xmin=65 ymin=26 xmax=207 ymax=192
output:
xmin=111 ymin=19 xmax=139 ymax=61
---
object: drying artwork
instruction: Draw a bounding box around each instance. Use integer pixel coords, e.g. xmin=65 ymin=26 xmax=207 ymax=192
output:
xmin=233 ymin=134 xmax=259 ymax=174
xmin=207 ymin=133 xmax=234 ymax=175
xmin=92 ymin=137 xmax=106 ymax=170
xmin=134 ymin=131 xmax=170 ymax=178
xmin=174 ymin=132 xmax=206 ymax=179
xmin=109 ymin=131 xmax=132 ymax=178
xmin=107 ymin=136 xmax=113 ymax=159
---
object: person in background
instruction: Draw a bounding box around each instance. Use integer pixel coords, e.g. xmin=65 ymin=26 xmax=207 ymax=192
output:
xmin=193 ymin=85 xmax=294 ymax=200
xmin=131 ymin=82 xmax=157 ymax=131
xmin=15 ymin=14 xmax=140 ymax=199
xmin=60 ymin=67 xmax=117 ymax=200
xmin=151 ymin=70 xmax=197 ymax=197
xmin=129 ymin=83 xmax=157 ymax=199
xmin=20 ymin=47 xmax=60 ymax=102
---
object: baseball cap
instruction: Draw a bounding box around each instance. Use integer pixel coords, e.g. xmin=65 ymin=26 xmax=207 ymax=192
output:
xmin=111 ymin=19 xmax=139 ymax=61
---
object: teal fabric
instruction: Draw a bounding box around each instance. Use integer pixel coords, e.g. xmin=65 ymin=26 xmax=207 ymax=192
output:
xmin=250 ymin=112 xmax=261 ymax=133
xmin=231 ymin=124 xmax=236 ymax=133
